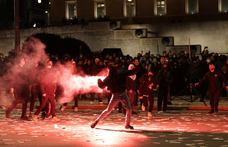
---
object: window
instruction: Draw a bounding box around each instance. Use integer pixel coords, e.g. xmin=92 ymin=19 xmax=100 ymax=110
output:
xmin=154 ymin=0 xmax=166 ymax=16
xmin=219 ymin=0 xmax=228 ymax=12
xmin=186 ymin=0 xmax=198 ymax=14
xmin=123 ymin=0 xmax=136 ymax=17
xmin=94 ymin=0 xmax=106 ymax=19
xmin=65 ymin=1 xmax=77 ymax=19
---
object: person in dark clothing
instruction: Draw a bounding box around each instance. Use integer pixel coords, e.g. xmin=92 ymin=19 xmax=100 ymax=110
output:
xmin=195 ymin=62 xmax=228 ymax=114
xmin=170 ymin=62 xmax=182 ymax=96
xmin=33 ymin=60 xmax=59 ymax=121
xmin=139 ymin=71 xmax=158 ymax=117
xmin=125 ymin=64 xmax=139 ymax=115
xmin=133 ymin=59 xmax=147 ymax=106
xmin=156 ymin=64 xmax=173 ymax=113
xmin=184 ymin=61 xmax=203 ymax=95
xmin=199 ymin=57 xmax=210 ymax=101
xmin=90 ymin=63 xmax=139 ymax=130
xmin=6 ymin=57 xmax=31 ymax=120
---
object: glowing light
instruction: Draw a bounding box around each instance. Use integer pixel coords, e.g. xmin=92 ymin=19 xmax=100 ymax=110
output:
xmin=38 ymin=0 xmax=41 ymax=3
xmin=33 ymin=23 xmax=36 ymax=27
xmin=128 ymin=0 xmax=132 ymax=2
xmin=49 ymin=2 xmax=51 ymax=4
xmin=45 ymin=11 xmax=48 ymax=13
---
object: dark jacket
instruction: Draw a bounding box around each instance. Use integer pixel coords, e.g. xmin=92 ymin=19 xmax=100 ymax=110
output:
xmin=139 ymin=76 xmax=157 ymax=96
xmin=99 ymin=67 xmax=138 ymax=93
xmin=156 ymin=69 xmax=173 ymax=87
xmin=126 ymin=75 xmax=138 ymax=91
xmin=200 ymin=71 xmax=228 ymax=92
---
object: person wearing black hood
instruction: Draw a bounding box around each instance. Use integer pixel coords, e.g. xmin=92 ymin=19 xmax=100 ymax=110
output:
xmin=156 ymin=64 xmax=173 ymax=113
xmin=90 ymin=63 xmax=139 ymax=130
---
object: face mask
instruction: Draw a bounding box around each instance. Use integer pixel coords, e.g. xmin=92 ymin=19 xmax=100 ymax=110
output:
xmin=146 ymin=62 xmax=149 ymax=64
xmin=149 ymin=59 xmax=152 ymax=62
xmin=47 ymin=65 xmax=52 ymax=68
xmin=206 ymin=59 xmax=210 ymax=63
xmin=153 ymin=59 xmax=157 ymax=62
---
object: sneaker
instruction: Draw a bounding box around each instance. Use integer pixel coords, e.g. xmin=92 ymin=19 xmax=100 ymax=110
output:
xmin=207 ymin=110 xmax=214 ymax=114
xmin=148 ymin=112 xmax=152 ymax=117
xmin=90 ymin=101 xmax=94 ymax=105
xmin=141 ymin=104 xmax=145 ymax=111
xmin=52 ymin=116 xmax=60 ymax=121
xmin=98 ymin=102 xmax=105 ymax=105
xmin=74 ymin=107 xmax=78 ymax=112
xmin=125 ymin=125 xmax=134 ymax=130
xmin=21 ymin=116 xmax=32 ymax=121
xmin=5 ymin=109 xmax=10 ymax=119
xmin=91 ymin=120 xmax=98 ymax=129
xmin=33 ymin=115 xmax=38 ymax=121
xmin=61 ymin=106 xmax=66 ymax=111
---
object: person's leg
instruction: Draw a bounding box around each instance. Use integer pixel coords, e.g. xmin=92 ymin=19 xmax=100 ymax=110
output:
xmin=214 ymin=90 xmax=220 ymax=113
xmin=91 ymin=93 xmax=120 ymax=128
xmin=148 ymin=95 xmax=154 ymax=112
xmin=21 ymin=100 xmax=28 ymax=118
xmin=163 ymin=87 xmax=168 ymax=112
xmin=48 ymin=95 xmax=56 ymax=117
xmin=107 ymin=91 xmax=112 ymax=103
xmin=142 ymin=96 xmax=148 ymax=111
xmin=30 ymin=87 xmax=37 ymax=113
xmin=157 ymin=88 xmax=163 ymax=111
xmin=6 ymin=99 xmax=20 ymax=118
xmin=98 ymin=93 xmax=103 ymax=103
xmin=208 ymin=91 xmax=215 ymax=113
xmin=121 ymin=92 xmax=133 ymax=128
xmin=90 ymin=93 xmax=95 ymax=103
xmin=34 ymin=95 xmax=49 ymax=116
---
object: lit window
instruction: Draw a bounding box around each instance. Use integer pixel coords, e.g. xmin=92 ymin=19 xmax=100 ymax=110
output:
xmin=157 ymin=0 xmax=165 ymax=15
xmin=94 ymin=0 xmax=106 ymax=18
xmin=221 ymin=0 xmax=228 ymax=12
xmin=126 ymin=0 xmax=135 ymax=17
xmin=65 ymin=1 xmax=77 ymax=19
xmin=187 ymin=0 xmax=198 ymax=14
xmin=97 ymin=2 xmax=105 ymax=18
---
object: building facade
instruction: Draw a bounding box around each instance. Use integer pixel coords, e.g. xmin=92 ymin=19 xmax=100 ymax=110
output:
xmin=50 ymin=0 xmax=228 ymax=25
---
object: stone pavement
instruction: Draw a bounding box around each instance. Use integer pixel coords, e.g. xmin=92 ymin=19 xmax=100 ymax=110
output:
xmin=1 ymin=108 xmax=228 ymax=147
xmin=1 ymin=94 xmax=228 ymax=146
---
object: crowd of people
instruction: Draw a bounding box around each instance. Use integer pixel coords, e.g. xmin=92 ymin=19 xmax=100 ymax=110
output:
xmin=0 ymin=47 xmax=228 ymax=127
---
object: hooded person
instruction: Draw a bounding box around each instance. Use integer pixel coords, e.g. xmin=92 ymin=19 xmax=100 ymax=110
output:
xmin=91 ymin=63 xmax=139 ymax=130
